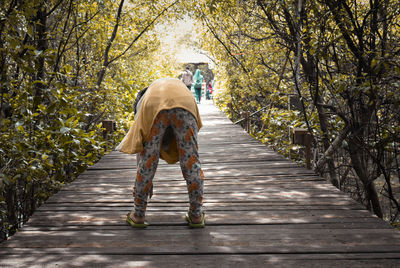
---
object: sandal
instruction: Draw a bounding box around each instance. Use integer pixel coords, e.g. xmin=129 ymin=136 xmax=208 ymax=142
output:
xmin=126 ymin=212 xmax=148 ymax=228
xmin=186 ymin=211 xmax=205 ymax=228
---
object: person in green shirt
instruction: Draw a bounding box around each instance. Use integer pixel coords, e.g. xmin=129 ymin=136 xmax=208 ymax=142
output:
xmin=193 ymin=69 xmax=203 ymax=104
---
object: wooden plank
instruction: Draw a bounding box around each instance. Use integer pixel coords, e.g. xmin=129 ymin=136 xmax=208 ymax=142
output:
xmin=52 ymin=184 xmax=347 ymax=194
xmin=60 ymin=177 xmax=330 ymax=188
xmin=2 ymin=222 xmax=400 ymax=255
xmin=59 ymin=185 xmax=336 ymax=193
xmin=42 ymin=193 xmax=359 ymax=203
xmin=73 ymin=174 xmax=323 ymax=182
xmin=16 ymin=222 xmax=397 ymax=231
xmin=38 ymin=198 xmax=365 ymax=206
xmin=21 ymin=211 xmax=389 ymax=227
xmin=2 ymin=254 xmax=399 ymax=268
xmin=2 ymin=229 xmax=400 ymax=253
xmin=2 ymin=241 xmax=400 ymax=256
xmin=8 ymin=225 xmax=400 ymax=238
xmin=89 ymin=157 xmax=295 ymax=169
xmin=29 ymin=209 xmax=377 ymax=219
xmin=78 ymin=168 xmax=316 ymax=178
xmin=40 ymin=200 xmax=367 ymax=208
xmin=0 ymin=254 xmax=399 ymax=268
xmin=35 ymin=204 xmax=366 ymax=212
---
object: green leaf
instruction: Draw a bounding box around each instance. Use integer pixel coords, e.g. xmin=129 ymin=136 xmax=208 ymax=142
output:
xmin=60 ymin=127 xmax=71 ymax=134
xmin=63 ymin=64 xmax=72 ymax=73
xmin=0 ymin=173 xmax=11 ymax=186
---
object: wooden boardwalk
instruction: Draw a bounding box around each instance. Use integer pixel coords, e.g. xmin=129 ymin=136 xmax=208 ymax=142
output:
xmin=1 ymin=101 xmax=400 ymax=267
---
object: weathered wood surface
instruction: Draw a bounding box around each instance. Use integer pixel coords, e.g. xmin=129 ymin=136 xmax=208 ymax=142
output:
xmin=1 ymin=100 xmax=400 ymax=267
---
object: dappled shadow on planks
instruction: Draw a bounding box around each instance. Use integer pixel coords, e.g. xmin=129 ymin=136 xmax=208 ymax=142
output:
xmin=1 ymin=100 xmax=400 ymax=267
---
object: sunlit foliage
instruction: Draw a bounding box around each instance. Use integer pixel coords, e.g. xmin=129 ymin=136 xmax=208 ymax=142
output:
xmin=0 ymin=0 xmax=180 ymax=240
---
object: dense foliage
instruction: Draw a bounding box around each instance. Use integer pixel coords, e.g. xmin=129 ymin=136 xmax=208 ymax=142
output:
xmin=194 ymin=0 xmax=400 ymax=224
xmin=0 ymin=0 xmax=181 ymax=241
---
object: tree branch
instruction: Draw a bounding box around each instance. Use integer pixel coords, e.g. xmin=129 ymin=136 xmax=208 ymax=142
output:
xmin=314 ymin=124 xmax=350 ymax=173
xmin=45 ymin=0 xmax=65 ymax=17
xmin=200 ymin=9 xmax=249 ymax=74
xmin=108 ymin=0 xmax=180 ymax=65
xmin=325 ymin=0 xmax=369 ymax=72
xmin=96 ymin=0 xmax=125 ymax=87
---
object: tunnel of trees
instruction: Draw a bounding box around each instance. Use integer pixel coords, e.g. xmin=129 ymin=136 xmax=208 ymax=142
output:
xmin=1 ymin=0 xmax=400 ymax=241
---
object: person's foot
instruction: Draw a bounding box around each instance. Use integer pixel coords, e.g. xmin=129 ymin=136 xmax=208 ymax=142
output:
xmin=186 ymin=212 xmax=205 ymax=228
xmin=130 ymin=211 xmax=145 ymax=224
xmin=190 ymin=213 xmax=203 ymax=224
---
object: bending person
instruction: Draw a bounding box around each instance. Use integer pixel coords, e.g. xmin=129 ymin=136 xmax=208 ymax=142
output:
xmin=117 ymin=78 xmax=205 ymax=228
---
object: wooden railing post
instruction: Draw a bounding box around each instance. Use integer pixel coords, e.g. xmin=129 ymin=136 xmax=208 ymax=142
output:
xmin=101 ymin=120 xmax=115 ymax=139
xmin=245 ymin=111 xmax=250 ymax=132
xmin=240 ymin=111 xmax=250 ymax=132
xmin=304 ymin=132 xmax=312 ymax=169
xmin=292 ymin=128 xmax=312 ymax=169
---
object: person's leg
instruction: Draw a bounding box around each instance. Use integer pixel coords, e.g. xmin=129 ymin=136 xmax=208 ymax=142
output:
xmin=195 ymin=88 xmax=201 ymax=103
xmin=170 ymin=108 xmax=204 ymax=223
xmin=131 ymin=111 xmax=169 ymax=223
xmin=198 ymin=89 xmax=202 ymax=103
xmin=198 ymin=88 xmax=202 ymax=103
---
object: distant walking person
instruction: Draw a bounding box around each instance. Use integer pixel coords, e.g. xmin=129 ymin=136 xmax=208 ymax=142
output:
xmin=206 ymin=81 xmax=213 ymax=100
xmin=193 ymin=69 xmax=203 ymax=104
xmin=181 ymin=66 xmax=193 ymax=90
xmin=116 ymin=78 xmax=205 ymax=228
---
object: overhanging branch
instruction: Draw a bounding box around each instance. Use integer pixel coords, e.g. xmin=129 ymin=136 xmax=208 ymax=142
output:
xmin=109 ymin=0 xmax=180 ymax=65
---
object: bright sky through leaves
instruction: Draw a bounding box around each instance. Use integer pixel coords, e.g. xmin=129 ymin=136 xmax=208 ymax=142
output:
xmin=157 ymin=16 xmax=212 ymax=65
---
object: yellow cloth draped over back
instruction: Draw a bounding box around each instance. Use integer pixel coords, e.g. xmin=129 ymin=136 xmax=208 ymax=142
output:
xmin=117 ymin=78 xmax=202 ymax=164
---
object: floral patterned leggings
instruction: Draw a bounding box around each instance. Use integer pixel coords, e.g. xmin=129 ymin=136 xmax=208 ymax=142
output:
xmin=133 ymin=108 xmax=204 ymax=218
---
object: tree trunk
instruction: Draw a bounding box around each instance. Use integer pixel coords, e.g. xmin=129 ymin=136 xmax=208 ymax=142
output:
xmin=5 ymin=185 xmax=17 ymax=236
xmin=348 ymin=134 xmax=383 ymax=218
xmin=34 ymin=0 xmax=48 ymax=108
xmin=298 ymin=0 xmax=339 ymax=187
xmin=314 ymin=124 xmax=350 ymax=174
xmin=96 ymin=0 xmax=125 ymax=88
xmin=366 ymin=181 xmax=384 ymax=219
xmin=314 ymin=84 xmax=339 ymax=187
xmin=0 ymin=16 xmax=8 ymax=122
